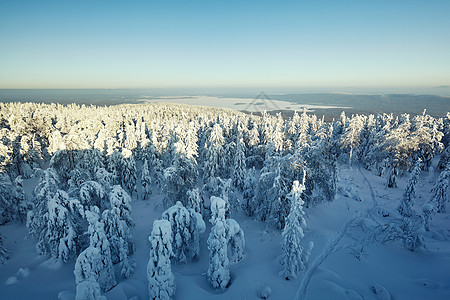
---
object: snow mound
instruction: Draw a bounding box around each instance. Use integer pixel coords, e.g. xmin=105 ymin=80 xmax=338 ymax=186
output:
xmin=4 ymin=276 xmax=18 ymax=285
xmin=372 ymin=283 xmax=391 ymax=300
xmin=258 ymin=285 xmax=272 ymax=299
xmin=39 ymin=257 xmax=64 ymax=270
xmin=57 ymin=290 xmax=75 ymax=300
xmin=338 ymin=185 xmax=362 ymax=201
xmin=16 ymin=267 xmax=30 ymax=279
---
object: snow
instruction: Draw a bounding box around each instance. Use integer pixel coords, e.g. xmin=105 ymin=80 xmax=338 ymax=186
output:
xmin=138 ymin=95 xmax=352 ymax=113
xmin=1 ymin=153 xmax=450 ymax=299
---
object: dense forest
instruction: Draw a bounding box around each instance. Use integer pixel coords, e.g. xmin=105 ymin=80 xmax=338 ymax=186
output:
xmin=0 ymin=102 xmax=449 ymax=299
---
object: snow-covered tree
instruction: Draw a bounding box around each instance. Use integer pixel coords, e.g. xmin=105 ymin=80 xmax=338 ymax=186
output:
xmin=147 ymin=219 xmax=176 ymax=300
xmin=85 ymin=208 xmax=116 ymax=292
xmin=109 ymin=185 xmax=133 ymax=227
xmin=120 ymin=148 xmax=137 ymax=194
xmin=0 ymin=233 xmax=9 ymax=264
xmin=280 ymin=176 xmax=313 ymax=280
xmin=242 ymin=167 xmax=257 ymax=216
xmin=102 ymin=207 xmax=135 ymax=277
xmin=269 ymin=167 xmax=289 ymax=229
xmin=74 ymin=246 xmax=105 ymax=300
xmin=422 ymin=203 xmax=434 ymax=231
xmin=429 ymin=166 xmax=450 ymax=213
xmin=207 ymin=196 xmax=244 ymax=288
xmin=79 ymin=181 xmax=106 ymax=210
xmin=231 ymin=137 xmax=247 ymax=191
xmin=162 ymin=152 xmax=198 ymax=208
xmin=207 ymin=202 xmax=230 ymax=289
xmin=45 ymin=190 xmax=82 ymax=262
xmin=0 ymin=173 xmax=14 ymax=225
xmin=12 ymin=175 xmax=30 ymax=223
xmin=398 ymin=159 xmax=422 ymax=217
xmin=27 ymin=168 xmax=60 ymax=254
xmin=162 ymin=201 xmax=206 ymax=263
xmin=94 ymin=168 xmax=115 ymax=189
xmin=141 ymin=158 xmax=152 ymax=200
xmin=225 ymin=218 xmax=245 ymax=262
xmin=186 ymin=188 xmax=203 ymax=214
xmin=438 ymin=146 xmax=450 ymax=170
xmin=340 ymin=114 xmax=364 ymax=165
xmin=202 ymin=123 xmax=224 ymax=183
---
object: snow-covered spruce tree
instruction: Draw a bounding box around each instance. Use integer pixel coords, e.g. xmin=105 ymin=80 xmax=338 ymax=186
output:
xmin=77 ymin=149 xmax=105 ymax=178
xmin=102 ymin=207 xmax=135 ymax=277
xmin=253 ymin=168 xmax=277 ymax=222
xmin=109 ymin=185 xmax=133 ymax=227
xmin=106 ymin=150 xmax=124 ymax=187
xmin=94 ymin=167 xmax=115 ymax=189
xmin=85 ymin=208 xmax=116 ymax=292
xmin=384 ymin=114 xmax=417 ymax=187
xmin=45 ymin=190 xmax=83 ymax=262
xmin=221 ymin=140 xmax=236 ymax=179
xmin=422 ymin=203 xmax=434 ymax=231
xmin=161 ymin=136 xmax=198 ymax=207
xmin=231 ymin=137 xmax=247 ymax=191
xmin=120 ymin=148 xmax=137 ymax=195
xmin=49 ymin=150 xmax=77 ymax=187
xmin=242 ymin=167 xmax=257 ymax=216
xmin=340 ymin=114 xmax=365 ymax=166
xmin=79 ymin=180 xmax=106 ymax=210
xmin=225 ymin=218 xmax=245 ymax=263
xmin=301 ymin=138 xmax=338 ymax=206
xmin=186 ymin=188 xmax=203 ymax=214
xmin=27 ymin=168 xmax=60 ymax=254
xmin=207 ymin=197 xmax=230 ymax=289
xmin=141 ymin=158 xmax=152 ymax=200
xmin=411 ymin=112 xmax=443 ymax=170
xmin=398 ymin=159 xmax=422 ymax=217
xmin=162 ymin=201 xmax=205 ymax=263
xmin=74 ymin=246 xmax=105 ymax=300
xmin=12 ymin=175 xmax=30 ymax=223
xmin=0 ymin=232 xmax=9 ymax=263
xmin=438 ymin=146 xmax=450 ymax=170
xmin=429 ymin=165 xmax=450 ymax=213
xmin=269 ymin=167 xmax=289 ymax=230
xmin=0 ymin=172 xmax=14 ymax=225
xmin=147 ymin=219 xmax=176 ymax=300
xmin=202 ymin=123 xmax=224 ymax=186
xmin=280 ymin=175 xmax=314 ymax=280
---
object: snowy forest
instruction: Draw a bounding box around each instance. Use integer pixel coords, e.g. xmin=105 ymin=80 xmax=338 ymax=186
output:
xmin=0 ymin=102 xmax=449 ymax=300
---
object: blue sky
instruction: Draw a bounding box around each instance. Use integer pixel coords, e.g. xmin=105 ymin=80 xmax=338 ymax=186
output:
xmin=0 ymin=0 xmax=449 ymax=89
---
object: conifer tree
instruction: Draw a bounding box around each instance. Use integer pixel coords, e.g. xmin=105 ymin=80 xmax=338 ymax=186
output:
xmin=74 ymin=247 xmax=105 ymax=300
xmin=232 ymin=137 xmax=247 ymax=191
xmin=45 ymin=190 xmax=81 ymax=262
xmin=280 ymin=174 xmax=313 ymax=280
xmin=398 ymin=159 xmax=422 ymax=217
xmin=207 ymin=197 xmax=230 ymax=289
xmin=147 ymin=220 xmax=176 ymax=300
xmin=162 ymin=201 xmax=206 ymax=263
xmin=242 ymin=167 xmax=257 ymax=216
xmin=429 ymin=165 xmax=450 ymax=213
xmin=141 ymin=158 xmax=152 ymax=200
xmin=85 ymin=208 xmax=116 ymax=292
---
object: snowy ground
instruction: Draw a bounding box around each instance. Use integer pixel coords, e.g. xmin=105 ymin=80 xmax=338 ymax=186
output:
xmin=1 ymin=163 xmax=450 ymax=299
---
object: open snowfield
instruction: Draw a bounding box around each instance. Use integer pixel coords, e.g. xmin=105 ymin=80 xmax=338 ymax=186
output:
xmin=1 ymin=163 xmax=449 ymax=300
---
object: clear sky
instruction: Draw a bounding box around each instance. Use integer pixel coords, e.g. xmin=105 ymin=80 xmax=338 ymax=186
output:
xmin=0 ymin=0 xmax=449 ymax=89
